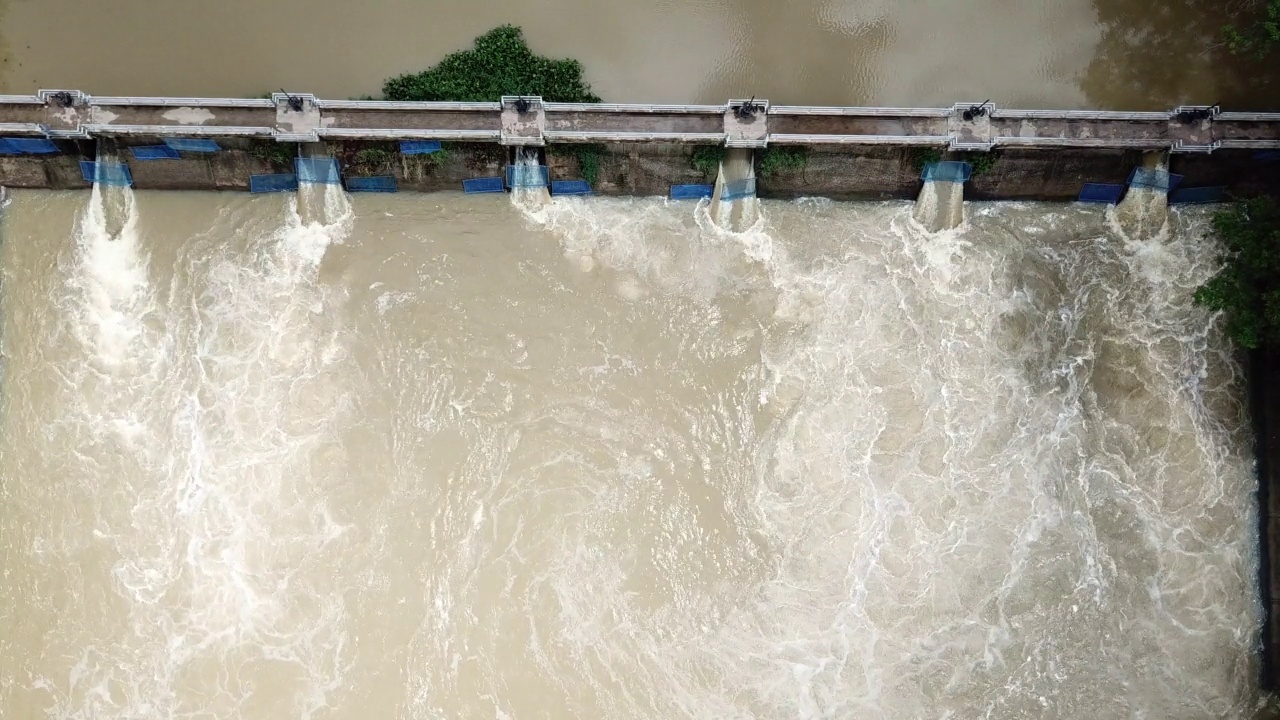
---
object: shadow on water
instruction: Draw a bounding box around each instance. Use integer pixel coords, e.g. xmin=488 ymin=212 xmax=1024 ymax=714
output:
xmin=1082 ymin=0 xmax=1280 ymax=110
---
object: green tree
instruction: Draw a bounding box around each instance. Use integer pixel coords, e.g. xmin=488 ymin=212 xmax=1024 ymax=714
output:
xmin=1195 ymin=198 xmax=1280 ymax=349
xmin=382 ymin=26 xmax=601 ymax=103
xmin=1224 ymin=0 xmax=1280 ymax=57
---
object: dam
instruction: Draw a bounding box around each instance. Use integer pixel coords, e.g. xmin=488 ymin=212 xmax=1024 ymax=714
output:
xmin=1 ymin=91 xmax=1277 ymax=718
xmin=0 ymin=92 xmax=1278 ymax=202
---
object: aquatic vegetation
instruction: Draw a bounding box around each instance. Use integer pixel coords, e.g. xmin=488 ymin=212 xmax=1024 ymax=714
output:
xmin=382 ymin=25 xmax=601 ymax=103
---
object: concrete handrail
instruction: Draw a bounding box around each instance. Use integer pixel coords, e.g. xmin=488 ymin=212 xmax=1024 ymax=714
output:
xmin=0 ymin=91 xmax=1276 ymax=154
xmin=543 ymin=103 xmax=725 ymax=114
xmin=1218 ymin=138 xmax=1280 ymax=149
xmin=315 ymin=100 xmax=501 ymax=111
xmin=1218 ymin=112 xmax=1280 ymax=122
xmin=317 ymin=127 xmax=502 ymax=141
xmin=83 ymin=124 xmax=273 ymax=137
xmin=770 ymin=105 xmax=950 ymax=117
xmin=994 ymin=136 xmax=1170 ymax=148
xmin=0 ymin=123 xmax=48 ymax=135
xmin=769 ymin=133 xmax=951 ymax=145
xmin=544 ymin=130 xmax=726 ymax=142
xmin=91 ymin=97 xmax=275 ymax=108
xmin=992 ymin=109 xmax=1170 ymax=121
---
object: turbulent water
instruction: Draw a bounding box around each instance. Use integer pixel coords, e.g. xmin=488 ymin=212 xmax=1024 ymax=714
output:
xmin=0 ymin=185 xmax=1264 ymax=718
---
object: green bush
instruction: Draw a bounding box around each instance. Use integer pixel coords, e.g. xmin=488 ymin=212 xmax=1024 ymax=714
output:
xmin=548 ymin=144 xmax=604 ymax=186
xmin=425 ymin=145 xmax=450 ymax=165
xmin=690 ymin=146 xmax=724 ymax=177
xmin=757 ymin=147 xmax=808 ymax=178
xmin=382 ymin=25 xmax=601 ymax=103
xmin=251 ymin=142 xmax=295 ymax=168
xmin=355 ymin=148 xmax=392 ymax=166
xmin=957 ymin=152 xmax=998 ymax=176
xmin=574 ymin=145 xmax=602 ymax=186
xmin=910 ymin=147 xmax=943 ymax=171
xmin=1194 ymin=197 xmax=1280 ymax=349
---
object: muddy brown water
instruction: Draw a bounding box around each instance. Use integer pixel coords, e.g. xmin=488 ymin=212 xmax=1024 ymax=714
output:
xmin=0 ymin=1 xmax=1276 ymax=718
xmin=0 ymin=0 xmax=1276 ymax=109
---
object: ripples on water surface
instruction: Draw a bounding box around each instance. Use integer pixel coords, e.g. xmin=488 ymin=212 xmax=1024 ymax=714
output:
xmin=0 ymin=187 xmax=1264 ymax=718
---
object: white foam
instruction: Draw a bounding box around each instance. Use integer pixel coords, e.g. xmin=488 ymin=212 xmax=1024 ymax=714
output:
xmin=499 ymin=196 xmax=1257 ymax=718
xmin=912 ymin=179 xmax=965 ymax=232
xmin=68 ymin=182 xmax=151 ymax=366
xmin=6 ymin=191 xmax=1259 ymax=719
xmin=41 ymin=184 xmax=358 ymax=720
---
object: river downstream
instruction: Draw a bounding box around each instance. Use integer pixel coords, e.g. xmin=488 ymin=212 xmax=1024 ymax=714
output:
xmin=0 ymin=186 xmax=1261 ymax=718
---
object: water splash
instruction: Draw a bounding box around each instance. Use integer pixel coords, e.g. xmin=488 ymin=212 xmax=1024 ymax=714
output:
xmin=67 ymin=181 xmax=150 ymax=366
xmin=912 ymin=179 xmax=965 ymax=232
xmin=710 ymin=148 xmax=760 ymax=232
xmin=509 ymin=146 xmax=551 ymax=212
xmin=35 ymin=186 xmax=358 ymax=720
xmin=1 ymin=192 xmax=1264 ymax=719
xmin=1108 ymin=186 xmax=1170 ymax=244
xmin=484 ymin=196 xmax=1259 ymax=718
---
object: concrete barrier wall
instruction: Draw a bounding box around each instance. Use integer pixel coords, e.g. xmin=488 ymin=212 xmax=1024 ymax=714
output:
xmin=4 ymin=139 xmax=1280 ymax=201
xmin=965 ymin=149 xmax=1140 ymax=200
xmin=2 ymin=92 xmax=1279 ymax=198
xmin=1251 ymin=350 xmax=1280 ymax=692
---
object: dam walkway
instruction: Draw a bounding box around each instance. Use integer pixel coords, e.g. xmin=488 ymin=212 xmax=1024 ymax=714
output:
xmin=1 ymin=91 xmax=1278 ymax=152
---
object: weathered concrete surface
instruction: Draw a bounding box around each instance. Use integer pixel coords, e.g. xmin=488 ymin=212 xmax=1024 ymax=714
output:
xmin=46 ymin=156 xmax=93 ymax=189
xmin=754 ymin=146 xmax=1276 ymax=202
xmin=546 ymin=111 xmax=720 ymax=135
xmin=556 ymin=144 xmax=715 ymax=196
xmin=0 ymin=141 xmax=93 ymax=188
xmin=965 ymin=149 xmax=1140 ymax=200
xmin=770 ymin=114 xmax=945 ymax=138
xmin=3 ymin=136 xmax=1280 ymax=201
xmin=1170 ymin=151 xmax=1280 ymax=198
xmin=755 ymin=147 xmax=921 ymax=200
xmin=3 ymin=93 xmax=1279 ymax=151
xmin=0 ymin=157 xmax=52 ymax=187
xmin=0 ymin=105 xmax=49 ymax=127
xmin=501 ymin=97 xmax=544 ymax=146
xmin=325 ymin=109 xmax=500 ymax=132
xmin=725 ymin=101 xmax=769 ymax=148
xmin=950 ymin=106 xmax=992 ymax=147
xmin=1217 ymin=119 xmax=1280 ymax=142
xmin=94 ymin=105 xmax=274 ymax=130
xmin=333 ymin=141 xmax=506 ymax=193
xmin=990 ymin=117 xmax=1173 ymax=145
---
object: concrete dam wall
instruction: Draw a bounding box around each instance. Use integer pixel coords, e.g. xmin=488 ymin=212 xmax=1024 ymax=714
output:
xmin=4 ymin=89 xmax=1280 ymax=695
xmin=0 ymin=92 xmax=1278 ymax=200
